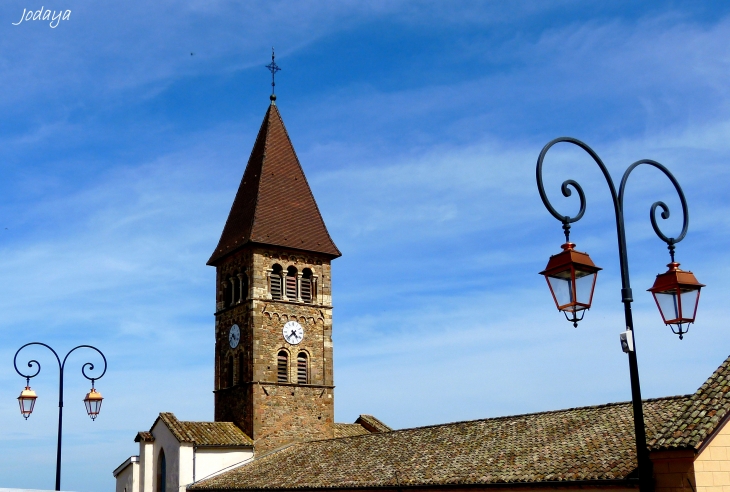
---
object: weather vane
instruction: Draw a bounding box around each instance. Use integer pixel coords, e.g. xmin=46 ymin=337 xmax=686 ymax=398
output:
xmin=265 ymin=47 xmax=281 ymax=99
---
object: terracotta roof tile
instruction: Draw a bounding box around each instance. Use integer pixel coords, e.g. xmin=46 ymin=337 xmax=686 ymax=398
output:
xmin=157 ymin=412 xmax=252 ymax=447
xmin=208 ymin=103 xmax=340 ymax=265
xmin=190 ymin=396 xmax=687 ymax=490
xmin=333 ymin=424 xmax=370 ymax=438
xmin=649 ymin=355 xmax=730 ymax=450
xmin=191 ymin=356 xmax=730 ymax=491
xmin=355 ymin=414 xmax=391 ymax=433
xmin=134 ymin=431 xmax=154 ymax=442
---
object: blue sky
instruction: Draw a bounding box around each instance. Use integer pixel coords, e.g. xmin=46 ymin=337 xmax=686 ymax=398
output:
xmin=1 ymin=1 xmax=730 ymax=490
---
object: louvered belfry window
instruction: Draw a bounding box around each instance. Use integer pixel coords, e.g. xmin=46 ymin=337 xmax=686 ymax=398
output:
xmin=270 ymin=264 xmax=283 ymax=300
xmin=297 ymin=353 xmax=308 ymax=384
xmin=301 ymin=268 xmax=314 ymax=303
xmin=286 ymin=266 xmax=298 ymax=300
xmin=300 ymin=279 xmax=312 ymax=303
xmin=277 ymin=351 xmax=288 ymax=382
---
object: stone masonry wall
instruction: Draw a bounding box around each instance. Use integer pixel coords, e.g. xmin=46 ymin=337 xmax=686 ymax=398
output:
xmin=213 ymin=245 xmax=335 ymax=452
xmin=252 ymin=384 xmax=334 ymax=454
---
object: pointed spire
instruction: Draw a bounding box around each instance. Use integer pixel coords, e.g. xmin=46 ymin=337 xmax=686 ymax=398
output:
xmin=208 ymin=104 xmax=340 ymax=265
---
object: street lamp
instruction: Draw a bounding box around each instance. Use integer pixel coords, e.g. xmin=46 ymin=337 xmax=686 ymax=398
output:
xmin=83 ymin=384 xmax=104 ymax=421
xmin=648 ymin=260 xmax=704 ymax=339
xmin=539 ymin=242 xmax=601 ymax=327
xmin=536 ymin=137 xmax=703 ymax=492
xmin=14 ymin=342 xmax=107 ymax=491
xmin=17 ymin=383 xmax=37 ymax=419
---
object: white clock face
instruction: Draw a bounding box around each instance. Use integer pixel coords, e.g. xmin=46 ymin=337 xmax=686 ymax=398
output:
xmin=229 ymin=324 xmax=240 ymax=349
xmin=283 ymin=321 xmax=304 ymax=345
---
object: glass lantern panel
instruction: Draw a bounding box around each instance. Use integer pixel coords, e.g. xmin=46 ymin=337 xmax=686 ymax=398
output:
xmin=548 ymin=275 xmax=574 ymax=308
xmin=85 ymin=398 xmax=102 ymax=417
xmin=19 ymin=396 xmax=35 ymax=416
xmin=680 ymin=289 xmax=700 ymax=321
xmin=574 ymin=272 xmax=596 ymax=305
xmin=655 ymin=291 xmax=680 ymax=323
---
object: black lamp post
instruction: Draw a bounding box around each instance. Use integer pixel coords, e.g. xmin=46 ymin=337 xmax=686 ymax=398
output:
xmin=14 ymin=342 xmax=107 ymax=491
xmin=536 ymin=137 xmax=704 ymax=492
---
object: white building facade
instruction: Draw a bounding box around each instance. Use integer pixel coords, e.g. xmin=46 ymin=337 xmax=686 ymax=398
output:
xmin=113 ymin=413 xmax=253 ymax=492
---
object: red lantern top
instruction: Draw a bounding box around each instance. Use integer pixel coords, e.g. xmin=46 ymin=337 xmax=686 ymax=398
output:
xmin=647 ymin=261 xmax=704 ymax=339
xmin=540 ymin=243 xmax=602 ymax=327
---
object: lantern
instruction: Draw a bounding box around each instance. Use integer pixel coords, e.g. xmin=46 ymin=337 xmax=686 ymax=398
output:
xmin=83 ymin=386 xmax=103 ymax=421
xmin=18 ymin=385 xmax=37 ymax=420
xmin=540 ymin=242 xmax=602 ymax=327
xmin=648 ymin=262 xmax=704 ymax=339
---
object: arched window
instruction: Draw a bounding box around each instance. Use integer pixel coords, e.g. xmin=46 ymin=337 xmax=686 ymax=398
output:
xmin=222 ymin=280 xmax=232 ymax=308
xmin=286 ymin=266 xmax=298 ymax=300
xmin=156 ymin=448 xmax=166 ymax=492
xmin=301 ymin=268 xmax=314 ymax=303
xmin=227 ymin=355 xmax=234 ymax=387
xmin=277 ymin=351 xmax=288 ymax=382
xmin=231 ymin=275 xmax=240 ymax=305
xmin=270 ymin=264 xmax=283 ymax=300
xmin=297 ymin=352 xmax=308 ymax=384
xmin=239 ymin=272 xmax=249 ymax=303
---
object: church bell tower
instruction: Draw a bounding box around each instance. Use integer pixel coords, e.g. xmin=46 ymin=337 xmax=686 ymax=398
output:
xmin=208 ymin=93 xmax=341 ymax=453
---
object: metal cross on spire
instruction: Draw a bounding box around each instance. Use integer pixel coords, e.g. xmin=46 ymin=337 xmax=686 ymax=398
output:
xmin=265 ymin=47 xmax=281 ymax=100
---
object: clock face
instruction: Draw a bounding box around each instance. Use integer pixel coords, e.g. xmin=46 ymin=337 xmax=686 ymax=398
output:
xmin=228 ymin=324 xmax=240 ymax=349
xmin=283 ymin=321 xmax=304 ymax=345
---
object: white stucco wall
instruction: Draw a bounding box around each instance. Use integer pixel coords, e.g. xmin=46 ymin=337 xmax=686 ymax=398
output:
xmin=139 ymin=441 xmax=154 ymax=492
xmin=193 ymin=448 xmax=253 ymax=483
xmin=113 ymin=456 xmax=139 ymax=492
xmin=119 ymin=420 xmax=253 ymax=492
xmin=151 ymin=421 xmax=182 ymax=492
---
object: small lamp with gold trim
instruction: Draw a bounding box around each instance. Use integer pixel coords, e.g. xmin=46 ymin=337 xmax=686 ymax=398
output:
xmin=83 ymin=382 xmax=103 ymax=421
xmin=540 ymin=242 xmax=602 ymax=327
xmin=18 ymin=379 xmax=37 ymax=420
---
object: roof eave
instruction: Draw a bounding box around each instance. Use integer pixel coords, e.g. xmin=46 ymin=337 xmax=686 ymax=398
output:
xmin=189 ymin=478 xmax=640 ymax=492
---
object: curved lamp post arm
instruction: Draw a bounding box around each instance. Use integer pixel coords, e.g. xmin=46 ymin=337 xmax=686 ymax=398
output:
xmin=536 ymin=137 xmax=634 ymax=293
xmin=619 ymin=159 xmax=690 ymax=261
xmin=62 ymin=344 xmax=108 ymax=384
xmin=14 ymin=342 xmax=62 ymax=382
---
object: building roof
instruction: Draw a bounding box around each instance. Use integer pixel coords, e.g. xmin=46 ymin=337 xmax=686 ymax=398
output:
xmin=208 ymin=102 xmax=340 ymax=265
xmin=134 ymin=431 xmax=154 ymax=442
xmin=189 ymin=396 xmax=687 ymax=490
xmin=649 ymin=355 xmax=730 ymax=450
xmin=155 ymin=412 xmax=253 ymax=447
xmin=354 ymin=414 xmax=392 ymax=433
xmin=333 ymin=415 xmax=393 ymax=438
xmin=333 ymin=424 xmax=369 ymax=438
xmin=190 ymin=356 xmax=730 ymax=491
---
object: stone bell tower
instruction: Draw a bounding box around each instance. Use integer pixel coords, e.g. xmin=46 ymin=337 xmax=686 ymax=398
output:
xmin=208 ymin=94 xmax=341 ymax=454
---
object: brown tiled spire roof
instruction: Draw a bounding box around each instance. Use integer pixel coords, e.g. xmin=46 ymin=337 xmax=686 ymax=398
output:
xmin=208 ymin=102 xmax=340 ymax=265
